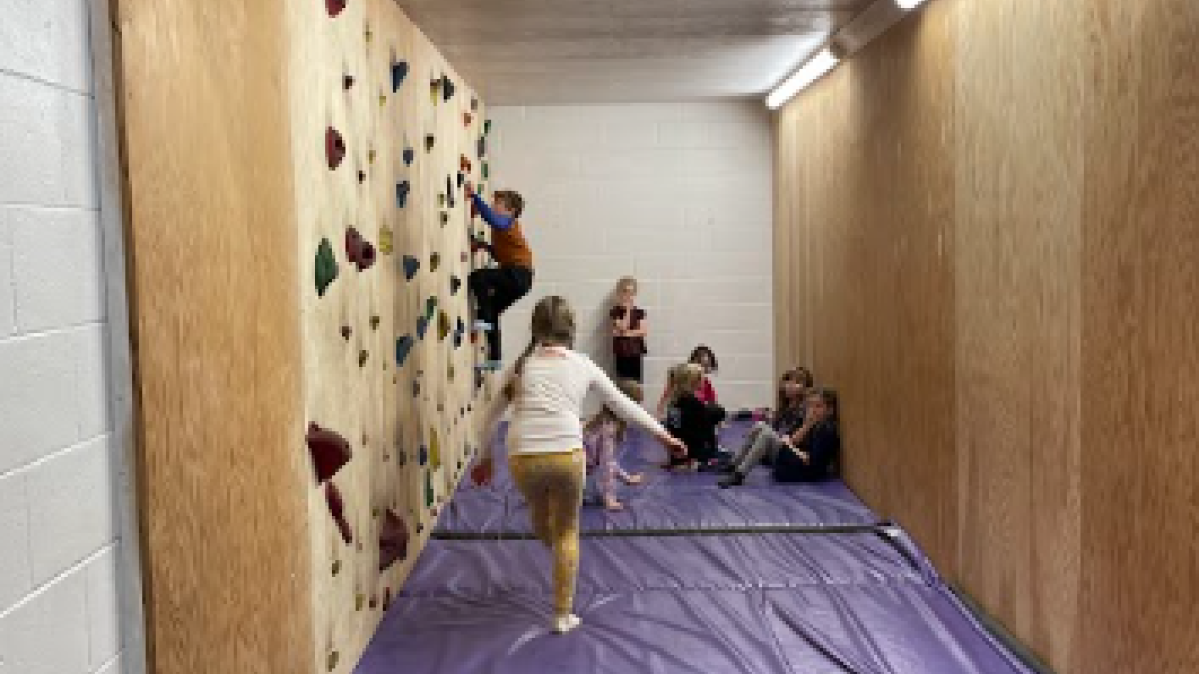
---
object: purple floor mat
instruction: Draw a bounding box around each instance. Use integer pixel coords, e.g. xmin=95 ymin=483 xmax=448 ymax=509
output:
xmin=356 ymin=584 xmax=1033 ymax=674
xmin=438 ymin=423 xmax=877 ymax=534
xmin=402 ymin=533 xmax=924 ymax=598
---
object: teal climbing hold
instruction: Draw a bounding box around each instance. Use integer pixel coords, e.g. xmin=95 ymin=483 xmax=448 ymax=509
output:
xmin=396 ymin=335 xmax=414 ymax=366
xmin=402 ymin=255 xmax=419 ymax=280
xmin=315 ymin=238 xmax=338 ymax=296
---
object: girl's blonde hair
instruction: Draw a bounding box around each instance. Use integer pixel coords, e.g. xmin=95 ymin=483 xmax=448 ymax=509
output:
xmin=665 ymin=363 xmax=704 ymax=405
xmin=585 ymin=379 xmax=643 ymax=441
xmin=616 ymin=276 xmax=638 ymax=293
xmin=503 ymin=296 xmax=575 ymax=401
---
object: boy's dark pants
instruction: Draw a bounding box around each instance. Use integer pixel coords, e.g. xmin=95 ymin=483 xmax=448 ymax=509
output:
xmin=470 ymin=266 xmax=534 ymax=361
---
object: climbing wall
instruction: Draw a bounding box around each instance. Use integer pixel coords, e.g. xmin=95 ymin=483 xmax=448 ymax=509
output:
xmin=290 ymin=1 xmax=494 ymax=671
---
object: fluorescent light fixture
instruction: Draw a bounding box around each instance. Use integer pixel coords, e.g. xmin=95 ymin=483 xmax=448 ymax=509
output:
xmin=766 ymin=48 xmax=840 ymax=110
xmin=895 ymin=0 xmax=928 ymax=9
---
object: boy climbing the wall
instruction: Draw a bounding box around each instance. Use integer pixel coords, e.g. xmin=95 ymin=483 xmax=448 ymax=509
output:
xmin=466 ymin=181 xmax=534 ymax=369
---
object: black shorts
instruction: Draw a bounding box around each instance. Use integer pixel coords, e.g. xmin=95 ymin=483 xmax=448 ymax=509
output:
xmin=614 ymin=354 xmax=643 ymax=382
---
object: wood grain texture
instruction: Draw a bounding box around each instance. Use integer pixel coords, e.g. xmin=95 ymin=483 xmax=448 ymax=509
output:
xmin=1077 ymin=1 xmax=1199 ymax=672
xmin=116 ymin=0 xmax=312 ymax=672
xmin=774 ymin=0 xmax=1197 ymax=672
xmin=287 ymin=1 xmax=487 ymax=672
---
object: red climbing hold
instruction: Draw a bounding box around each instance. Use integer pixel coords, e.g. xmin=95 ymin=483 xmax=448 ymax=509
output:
xmin=325 ymin=127 xmax=345 ymax=170
xmin=327 ymin=0 xmax=347 ymax=17
xmin=345 ymin=227 xmax=376 ymax=271
xmin=378 ymin=509 xmax=409 ymax=571
xmin=307 ymin=422 xmax=351 ymax=484
xmin=326 ymin=482 xmax=353 ymax=545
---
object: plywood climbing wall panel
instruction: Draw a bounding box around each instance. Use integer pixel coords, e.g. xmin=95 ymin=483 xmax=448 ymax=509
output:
xmin=287 ymin=1 xmax=491 ymax=672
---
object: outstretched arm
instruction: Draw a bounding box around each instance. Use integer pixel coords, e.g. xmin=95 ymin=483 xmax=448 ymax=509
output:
xmin=471 ymin=193 xmax=514 ymax=231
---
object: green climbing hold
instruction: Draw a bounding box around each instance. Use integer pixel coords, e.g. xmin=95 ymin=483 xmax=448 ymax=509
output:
xmin=484 ymin=119 xmax=492 ymax=135
xmin=315 ymin=238 xmax=338 ymax=296
xmin=425 ymin=470 xmax=434 ymax=507
xmin=482 ymin=162 xmax=489 ymax=180
xmin=430 ymin=427 xmax=441 ymax=470
xmin=430 ymin=252 xmax=441 ymax=272
xmin=425 ymin=296 xmax=437 ymax=320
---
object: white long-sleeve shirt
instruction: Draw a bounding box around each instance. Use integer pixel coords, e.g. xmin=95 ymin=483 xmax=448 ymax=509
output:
xmin=481 ymin=346 xmax=666 ymax=455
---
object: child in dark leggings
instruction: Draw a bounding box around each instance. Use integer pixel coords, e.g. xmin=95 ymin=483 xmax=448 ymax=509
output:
xmin=466 ymin=182 xmax=533 ymax=369
xmin=717 ymin=367 xmax=810 ymax=476
xmin=719 ymin=388 xmax=839 ymax=487
xmin=663 ymin=363 xmax=726 ymax=471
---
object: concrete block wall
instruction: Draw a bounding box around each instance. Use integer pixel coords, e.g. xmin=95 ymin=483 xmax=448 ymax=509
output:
xmin=0 ymin=1 xmax=142 ymax=672
xmin=488 ymin=102 xmax=775 ymax=411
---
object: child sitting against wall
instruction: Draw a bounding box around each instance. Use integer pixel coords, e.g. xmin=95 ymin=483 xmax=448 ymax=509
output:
xmin=583 ymin=379 xmax=646 ymax=511
xmin=663 ymin=363 xmax=727 ymax=471
xmin=715 ymin=368 xmax=809 ymax=476
xmin=719 ymin=388 xmax=840 ymax=488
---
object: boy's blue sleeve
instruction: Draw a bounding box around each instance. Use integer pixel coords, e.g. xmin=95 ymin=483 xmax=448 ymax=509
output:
xmin=472 ymin=193 xmax=514 ymax=231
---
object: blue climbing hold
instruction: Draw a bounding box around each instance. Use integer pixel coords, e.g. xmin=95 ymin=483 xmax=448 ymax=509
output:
xmin=419 ymin=445 xmax=428 ymax=465
xmin=395 ymin=335 xmax=415 ymax=367
xmin=450 ymin=275 xmax=461 ymax=295
xmin=416 ymin=315 xmax=429 ymax=340
xmin=402 ymin=255 xmax=419 ymax=280
xmin=397 ymin=180 xmax=410 ymax=208
xmin=403 ymin=147 xmax=415 ymax=166
xmin=391 ymin=60 xmax=409 ymax=92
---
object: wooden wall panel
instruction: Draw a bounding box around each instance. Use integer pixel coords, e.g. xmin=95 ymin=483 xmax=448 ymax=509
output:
xmin=774 ymin=0 xmax=1197 ymax=672
xmin=1077 ymin=1 xmax=1199 ymax=672
xmin=116 ymin=1 xmax=312 ymax=672
xmin=952 ymin=0 xmax=1084 ymax=667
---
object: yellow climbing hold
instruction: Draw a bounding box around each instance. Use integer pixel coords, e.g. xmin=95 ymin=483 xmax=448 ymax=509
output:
xmin=379 ymin=227 xmax=393 ymax=255
xmin=429 ymin=426 xmax=441 ymax=470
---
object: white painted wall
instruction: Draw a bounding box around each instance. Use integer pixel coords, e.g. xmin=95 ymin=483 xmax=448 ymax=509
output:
xmin=488 ymin=102 xmax=775 ymax=411
xmin=0 ymin=2 xmax=144 ymax=673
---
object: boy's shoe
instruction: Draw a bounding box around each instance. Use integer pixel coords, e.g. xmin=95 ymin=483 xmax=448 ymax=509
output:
xmin=472 ymin=320 xmax=494 ymax=332
xmin=475 ymin=360 xmax=503 ymax=372
xmin=717 ymin=471 xmax=746 ymax=489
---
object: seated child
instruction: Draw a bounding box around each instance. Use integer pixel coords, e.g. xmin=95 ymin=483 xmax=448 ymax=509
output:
xmin=718 ymin=368 xmax=809 ymax=474
xmin=663 ymin=363 xmax=727 ymax=471
xmin=656 ymin=345 xmax=719 ymax=417
xmin=583 ymin=379 xmax=646 ymax=511
xmin=719 ymin=388 xmax=840 ymax=488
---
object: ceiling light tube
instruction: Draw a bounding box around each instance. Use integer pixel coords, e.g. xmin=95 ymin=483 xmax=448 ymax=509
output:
xmin=766 ymin=48 xmax=840 ymax=110
xmin=895 ymin=0 xmax=928 ymax=9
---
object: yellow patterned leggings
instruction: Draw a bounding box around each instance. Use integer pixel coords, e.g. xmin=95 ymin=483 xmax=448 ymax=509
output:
xmin=508 ymin=449 xmax=585 ymax=616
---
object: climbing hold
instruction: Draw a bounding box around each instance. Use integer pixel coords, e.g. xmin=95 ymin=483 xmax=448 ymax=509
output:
xmin=326 ymin=0 xmax=347 ymax=18
xmin=403 ymin=147 xmax=415 ymax=166
xmin=447 ymin=175 xmax=456 ymax=202
xmin=460 ymin=155 xmax=472 ymax=173
xmin=429 ymin=77 xmax=441 ymax=103
xmin=425 ymin=470 xmax=435 ymax=507
xmin=343 ymin=74 xmax=355 ymax=90
xmin=441 ymin=75 xmax=456 ymax=101
xmin=327 ymin=651 xmax=340 ymax=672
xmin=357 ymin=169 xmax=366 ymax=183
xmin=450 ymin=276 xmax=461 ymax=295
xmin=438 ymin=311 xmax=450 ymax=341
xmin=384 ymin=587 xmax=393 ymax=611
xmin=402 ymin=255 xmax=420 ymax=280
xmin=412 ymin=378 xmax=420 ymax=397
xmin=460 ymin=251 xmax=468 ymax=263
xmin=425 ymin=296 xmax=438 ymax=319
xmin=392 ymin=60 xmax=409 ymax=92
xmin=482 ymin=162 xmax=490 ymax=179
xmin=368 ymin=148 xmax=376 ymax=164
xmin=395 ymin=335 xmax=414 ymax=366
xmin=430 ymin=427 xmax=442 ymax=469
xmin=397 ymin=449 xmax=407 ymax=466
xmin=430 ymin=252 xmax=441 ymax=272
xmin=332 ymin=559 xmax=341 ymax=576
xmin=358 ymin=350 xmax=368 ymax=367
xmin=484 ymin=119 xmax=492 ymax=134
xmin=379 ymin=227 xmax=393 ymax=254
xmin=378 ymin=509 xmax=408 ymax=571
xmin=463 ymin=112 xmax=473 ymax=126
xmin=345 ymin=228 xmax=376 ymax=271
xmin=425 ymin=134 xmax=435 ymax=152
xmin=306 ymin=422 xmax=352 ymax=483
xmin=379 ymin=92 xmax=387 ymax=107
xmin=355 ymin=593 xmax=365 ymax=611
xmin=325 ymin=482 xmax=353 ymax=544
xmin=316 ymin=238 xmax=340 ymax=296
xmin=364 ymin=22 xmax=372 ymax=44
xmin=340 ymin=326 xmax=351 ymax=340
xmin=370 ymin=315 xmax=380 ymax=330
xmin=457 ymin=172 xmax=465 ymax=188
xmin=325 ymin=127 xmax=345 ymax=170
xmin=369 ymin=595 xmax=378 ymax=610
xmin=448 ymin=363 xmax=455 ymax=380
xmin=419 ymin=445 xmax=428 ymax=466
xmin=440 ymin=212 xmax=449 ymax=226
xmin=437 ymin=193 xmax=445 ymax=208
xmin=396 ymin=180 xmax=410 ymax=208
xmin=471 ymin=96 xmax=479 ymax=112
xmin=478 ymin=136 xmax=487 ymax=159
xmin=416 ymin=315 xmax=429 ymax=340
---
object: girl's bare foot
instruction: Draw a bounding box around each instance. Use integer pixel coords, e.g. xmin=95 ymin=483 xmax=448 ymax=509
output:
xmin=621 ymin=473 xmax=643 ymax=486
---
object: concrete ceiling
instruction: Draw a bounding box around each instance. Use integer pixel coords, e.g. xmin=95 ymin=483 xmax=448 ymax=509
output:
xmin=395 ymin=0 xmax=875 ymax=105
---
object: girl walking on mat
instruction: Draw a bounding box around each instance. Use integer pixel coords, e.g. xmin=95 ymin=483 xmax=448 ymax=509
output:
xmin=473 ymin=296 xmax=685 ymax=633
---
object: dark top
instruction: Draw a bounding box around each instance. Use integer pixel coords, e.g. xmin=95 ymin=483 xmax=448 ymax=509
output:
xmin=665 ymin=392 xmax=726 ymax=462
xmin=771 ymin=405 xmax=805 ymax=436
xmin=610 ymin=305 xmax=647 ymax=357
xmin=772 ymin=422 xmax=840 ymax=482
